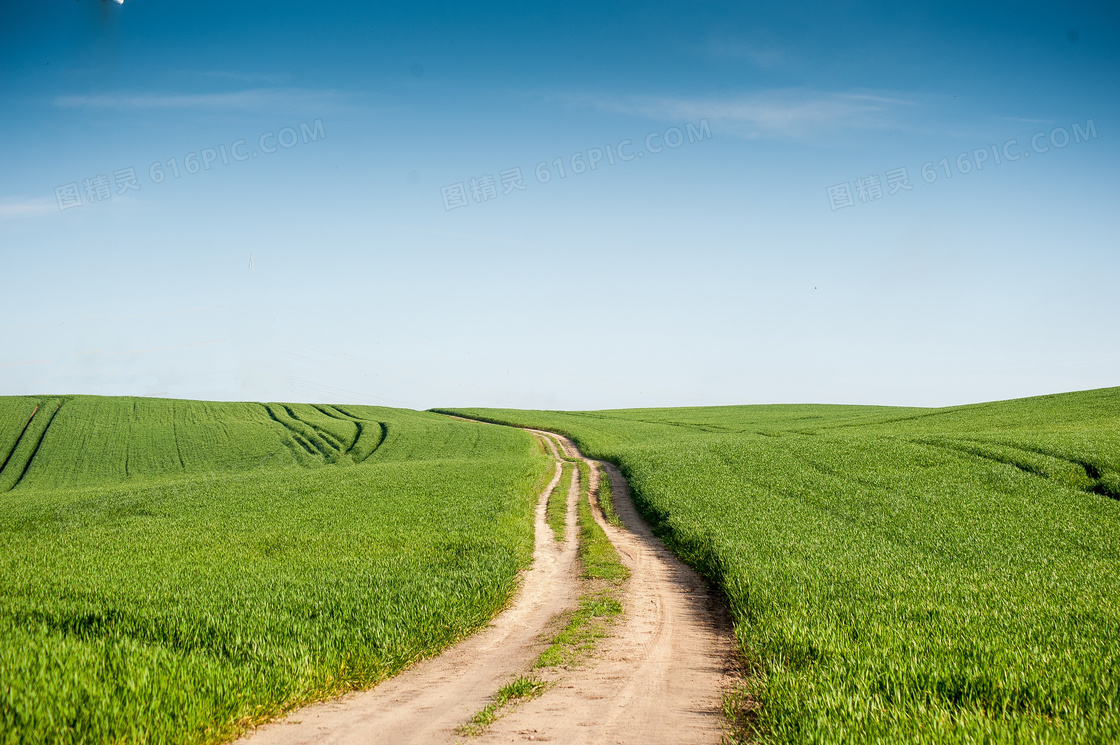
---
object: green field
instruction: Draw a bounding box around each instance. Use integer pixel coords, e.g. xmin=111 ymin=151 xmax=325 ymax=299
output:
xmin=0 ymin=396 xmax=549 ymax=744
xmin=446 ymin=387 xmax=1120 ymax=743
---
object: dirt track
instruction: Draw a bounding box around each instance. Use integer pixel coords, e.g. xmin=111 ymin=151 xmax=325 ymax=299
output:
xmin=238 ymin=426 xmax=735 ymax=744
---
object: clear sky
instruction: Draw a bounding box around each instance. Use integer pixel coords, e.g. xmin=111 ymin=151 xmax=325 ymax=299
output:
xmin=1 ymin=0 xmax=1117 ymax=409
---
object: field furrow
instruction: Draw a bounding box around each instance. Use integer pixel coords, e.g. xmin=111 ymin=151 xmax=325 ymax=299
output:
xmin=0 ymin=400 xmax=63 ymax=493
xmin=913 ymin=436 xmax=1118 ymax=498
xmin=263 ymin=403 xmax=338 ymax=464
xmin=0 ymin=403 xmax=39 ymax=478
xmin=330 ymin=405 xmax=388 ymax=462
xmin=8 ymin=403 xmax=61 ymax=491
xmin=310 ymin=405 xmax=361 ymax=452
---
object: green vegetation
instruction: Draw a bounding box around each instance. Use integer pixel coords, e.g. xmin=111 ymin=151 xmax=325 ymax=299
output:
xmin=449 ymin=387 xmax=1120 ymax=744
xmin=458 ymin=675 xmax=548 ymax=736
xmin=576 ymin=462 xmax=628 ymax=585
xmin=595 ymin=466 xmax=621 ymax=528
xmin=0 ymin=395 xmax=549 ymax=744
xmin=546 ymin=462 xmax=573 ymax=541
xmin=533 ymin=594 xmax=623 ymax=669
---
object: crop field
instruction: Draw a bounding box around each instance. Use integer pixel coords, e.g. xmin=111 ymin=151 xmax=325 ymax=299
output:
xmin=447 ymin=387 xmax=1120 ymax=743
xmin=0 ymin=396 xmax=549 ymax=744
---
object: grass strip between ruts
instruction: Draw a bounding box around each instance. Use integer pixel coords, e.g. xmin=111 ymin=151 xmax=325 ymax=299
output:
xmin=460 ymin=459 xmax=630 ymax=736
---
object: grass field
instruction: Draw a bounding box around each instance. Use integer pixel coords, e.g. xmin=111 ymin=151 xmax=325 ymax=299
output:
xmin=446 ymin=387 xmax=1120 ymax=743
xmin=0 ymin=396 xmax=550 ymax=744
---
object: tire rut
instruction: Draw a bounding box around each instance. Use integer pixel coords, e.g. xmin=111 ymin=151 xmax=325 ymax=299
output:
xmin=1 ymin=401 xmax=63 ymax=492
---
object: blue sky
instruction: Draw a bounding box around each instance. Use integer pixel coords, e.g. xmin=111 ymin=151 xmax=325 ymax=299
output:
xmin=1 ymin=0 xmax=1117 ymax=409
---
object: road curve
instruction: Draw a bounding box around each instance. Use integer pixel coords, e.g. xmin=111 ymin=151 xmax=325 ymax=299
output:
xmin=237 ymin=424 xmax=737 ymax=744
xmin=475 ymin=432 xmax=737 ymax=744
xmin=237 ymin=432 xmax=580 ymax=745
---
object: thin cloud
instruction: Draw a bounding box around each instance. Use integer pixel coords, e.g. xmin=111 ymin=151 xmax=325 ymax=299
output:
xmin=567 ymin=89 xmax=916 ymax=139
xmin=0 ymin=197 xmax=56 ymax=221
xmin=53 ymin=87 xmax=342 ymax=110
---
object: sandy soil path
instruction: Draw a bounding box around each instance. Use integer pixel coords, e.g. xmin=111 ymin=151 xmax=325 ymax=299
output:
xmin=238 ymin=425 xmax=737 ymax=744
xmin=480 ymin=432 xmax=737 ymax=744
xmin=238 ymin=433 xmax=580 ymax=745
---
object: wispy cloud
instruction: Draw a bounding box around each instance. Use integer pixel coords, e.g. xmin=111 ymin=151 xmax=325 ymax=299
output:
xmin=566 ymin=89 xmax=916 ymax=139
xmin=53 ymin=87 xmax=342 ymax=110
xmin=0 ymin=197 xmax=56 ymax=221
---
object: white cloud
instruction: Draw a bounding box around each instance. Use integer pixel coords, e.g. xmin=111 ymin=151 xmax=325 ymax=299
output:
xmin=0 ymin=197 xmax=56 ymax=221
xmin=567 ymin=89 xmax=916 ymax=139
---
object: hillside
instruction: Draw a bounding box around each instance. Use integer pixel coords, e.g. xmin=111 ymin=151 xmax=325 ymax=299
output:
xmin=447 ymin=387 xmax=1120 ymax=743
xmin=0 ymin=396 xmax=550 ymax=744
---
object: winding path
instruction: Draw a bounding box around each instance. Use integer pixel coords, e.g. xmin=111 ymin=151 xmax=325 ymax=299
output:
xmin=238 ymin=424 xmax=735 ymax=744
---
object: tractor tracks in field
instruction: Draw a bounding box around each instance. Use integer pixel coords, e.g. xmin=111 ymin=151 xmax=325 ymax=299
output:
xmin=238 ymin=425 xmax=737 ymax=745
xmin=262 ymin=403 xmax=386 ymax=465
xmin=0 ymin=400 xmax=63 ymax=492
xmin=913 ymin=436 xmax=1120 ymax=500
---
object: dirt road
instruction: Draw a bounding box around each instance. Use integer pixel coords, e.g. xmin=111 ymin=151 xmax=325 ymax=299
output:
xmin=238 ymin=425 xmax=736 ymax=744
xmin=478 ymin=432 xmax=737 ymax=744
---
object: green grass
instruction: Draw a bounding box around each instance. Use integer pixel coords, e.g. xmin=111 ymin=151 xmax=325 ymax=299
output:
xmin=533 ymin=595 xmax=623 ymax=669
xmin=0 ymin=395 xmax=550 ymax=744
xmin=595 ymin=466 xmax=621 ymax=528
xmin=546 ymin=462 xmax=573 ymax=542
xmin=447 ymin=387 xmax=1120 ymax=744
xmin=457 ymin=675 xmax=548 ymax=736
xmin=576 ymin=461 xmax=628 ymax=584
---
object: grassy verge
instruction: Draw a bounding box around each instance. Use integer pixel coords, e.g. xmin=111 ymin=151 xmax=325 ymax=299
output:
xmin=535 ymin=461 xmax=628 ymax=668
xmin=595 ymin=464 xmax=622 ymax=527
xmin=460 ymin=460 xmax=631 ymax=736
xmin=456 ymin=675 xmax=549 ymax=737
xmin=546 ymin=462 xmax=572 ymax=542
xmin=576 ymin=461 xmax=627 ymax=583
